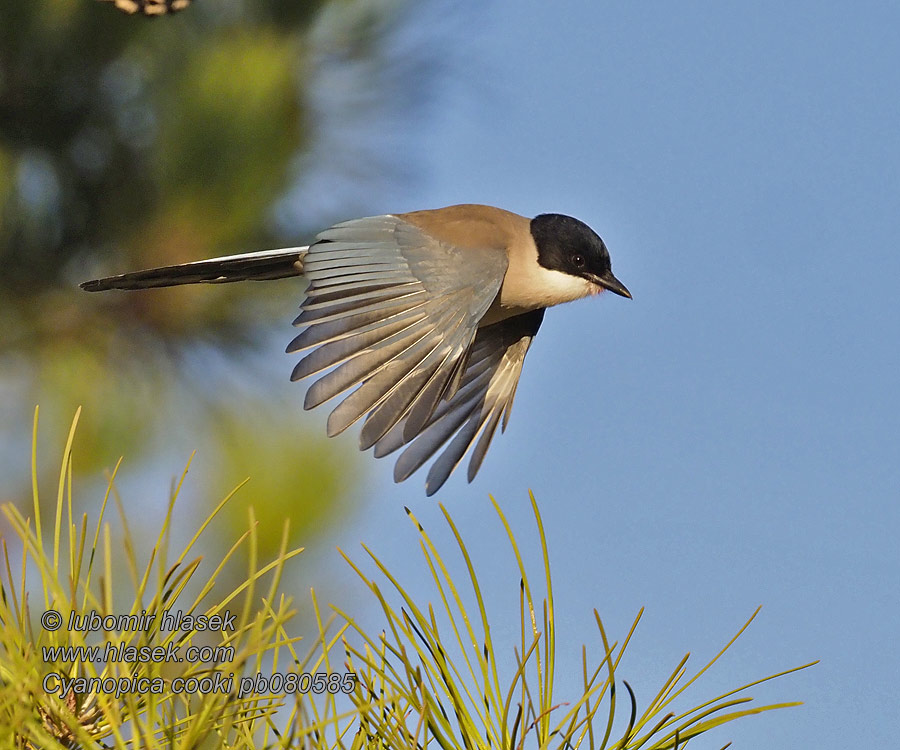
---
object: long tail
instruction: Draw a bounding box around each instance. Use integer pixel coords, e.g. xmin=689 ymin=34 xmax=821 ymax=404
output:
xmin=80 ymin=247 xmax=308 ymax=291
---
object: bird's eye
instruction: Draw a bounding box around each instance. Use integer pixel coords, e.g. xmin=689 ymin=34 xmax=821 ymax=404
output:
xmin=571 ymin=254 xmax=585 ymax=268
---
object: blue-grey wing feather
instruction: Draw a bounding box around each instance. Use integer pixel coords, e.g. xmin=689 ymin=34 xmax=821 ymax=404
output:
xmin=290 ymin=215 xmax=509 ymax=486
xmin=378 ymin=309 xmax=544 ymax=495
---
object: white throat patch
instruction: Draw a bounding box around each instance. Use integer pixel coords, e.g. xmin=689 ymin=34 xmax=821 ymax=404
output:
xmin=527 ymin=264 xmax=595 ymax=307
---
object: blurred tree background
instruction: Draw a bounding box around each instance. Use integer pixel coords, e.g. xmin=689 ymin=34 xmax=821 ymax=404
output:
xmin=0 ymin=0 xmax=445 ymax=565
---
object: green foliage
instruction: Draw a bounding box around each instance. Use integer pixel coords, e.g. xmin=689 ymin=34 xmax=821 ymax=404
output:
xmin=0 ymin=410 xmax=815 ymax=749
xmin=155 ymin=30 xmax=305 ymax=243
xmin=0 ymin=0 xmax=328 ymax=281
xmin=1 ymin=408 xmax=309 ymax=748
xmin=206 ymin=403 xmax=362 ymax=563
xmin=333 ymin=498 xmax=817 ymax=750
xmin=0 ymin=0 xmax=421 ymax=546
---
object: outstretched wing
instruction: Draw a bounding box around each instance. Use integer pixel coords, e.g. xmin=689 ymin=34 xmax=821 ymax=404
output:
xmin=371 ymin=309 xmax=545 ymax=495
xmin=287 ymin=214 xmax=509 ymax=462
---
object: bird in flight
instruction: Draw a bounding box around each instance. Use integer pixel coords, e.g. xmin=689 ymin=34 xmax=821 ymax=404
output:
xmin=82 ymin=204 xmax=630 ymax=495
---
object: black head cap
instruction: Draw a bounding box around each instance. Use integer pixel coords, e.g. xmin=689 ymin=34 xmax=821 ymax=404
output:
xmin=530 ymin=213 xmax=631 ymax=298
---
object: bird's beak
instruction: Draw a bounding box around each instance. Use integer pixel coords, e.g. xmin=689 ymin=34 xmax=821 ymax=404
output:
xmin=593 ymin=271 xmax=632 ymax=299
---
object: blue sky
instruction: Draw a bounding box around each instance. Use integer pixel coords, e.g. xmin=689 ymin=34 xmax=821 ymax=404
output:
xmin=8 ymin=1 xmax=890 ymax=746
xmin=309 ymin=2 xmax=900 ymax=748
